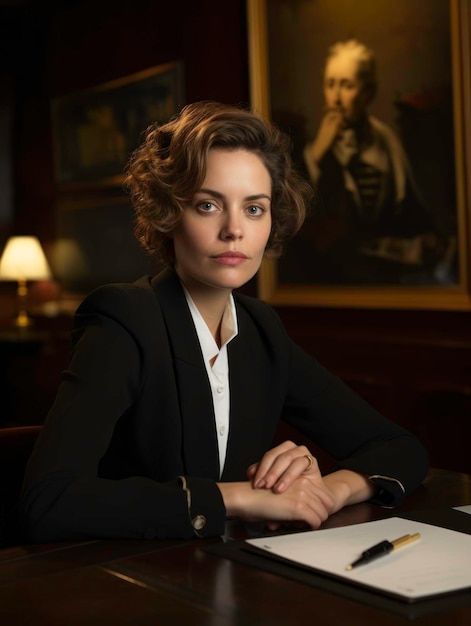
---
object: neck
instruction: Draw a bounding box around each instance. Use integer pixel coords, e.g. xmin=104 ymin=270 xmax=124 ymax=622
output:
xmin=179 ymin=278 xmax=231 ymax=347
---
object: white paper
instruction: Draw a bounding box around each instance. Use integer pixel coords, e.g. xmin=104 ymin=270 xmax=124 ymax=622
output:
xmin=246 ymin=517 xmax=471 ymax=600
xmin=454 ymin=504 xmax=471 ymax=515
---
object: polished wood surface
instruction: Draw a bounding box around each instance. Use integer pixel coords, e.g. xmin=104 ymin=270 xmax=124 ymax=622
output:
xmin=1 ymin=468 xmax=470 ymax=625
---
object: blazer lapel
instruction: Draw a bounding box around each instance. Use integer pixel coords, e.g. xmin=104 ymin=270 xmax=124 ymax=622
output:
xmin=151 ymin=271 xmax=220 ymax=479
xmin=222 ymin=302 xmax=278 ymax=481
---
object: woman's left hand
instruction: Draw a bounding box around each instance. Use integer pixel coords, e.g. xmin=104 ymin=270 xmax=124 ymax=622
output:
xmin=247 ymin=440 xmax=321 ymax=494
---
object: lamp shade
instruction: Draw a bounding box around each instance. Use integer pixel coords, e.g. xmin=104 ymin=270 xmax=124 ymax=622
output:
xmin=0 ymin=236 xmax=52 ymax=281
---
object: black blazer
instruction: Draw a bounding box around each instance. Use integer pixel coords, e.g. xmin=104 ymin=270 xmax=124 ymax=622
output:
xmin=20 ymin=270 xmax=428 ymax=542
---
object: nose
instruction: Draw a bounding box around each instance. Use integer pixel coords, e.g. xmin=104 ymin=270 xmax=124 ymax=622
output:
xmin=220 ymin=209 xmax=243 ymax=240
xmin=332 ymin=85 xmax=341 ymax=106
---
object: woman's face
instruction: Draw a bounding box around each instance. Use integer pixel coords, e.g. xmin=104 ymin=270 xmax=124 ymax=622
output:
xmin=172 ymin=148 xmax=272 ymax=296
xmin=323 ymin=51 xmax=370 ymax=125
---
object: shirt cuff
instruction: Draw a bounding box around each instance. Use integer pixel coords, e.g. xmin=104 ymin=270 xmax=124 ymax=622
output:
xmin=368 ymin=474 xmax=406 ymax=507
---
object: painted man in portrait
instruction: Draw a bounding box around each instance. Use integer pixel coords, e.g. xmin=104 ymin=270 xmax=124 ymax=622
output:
xmin=295 ymin=39 xmax=449 ymax=285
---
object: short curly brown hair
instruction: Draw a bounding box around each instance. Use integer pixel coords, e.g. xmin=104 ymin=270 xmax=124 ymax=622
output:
xmin=124 ymin=100 xmax=312 ymax=263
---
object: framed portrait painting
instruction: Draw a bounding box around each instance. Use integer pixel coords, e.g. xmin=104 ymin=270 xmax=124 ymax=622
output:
xmin=248 ymin=0 xmax=471 ymax=309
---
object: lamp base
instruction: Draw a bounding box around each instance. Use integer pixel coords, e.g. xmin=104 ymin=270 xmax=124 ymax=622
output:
xmin=14 ymin=278 xmax=33 ymax=328
xmin=14 ymin=308 xmax=33 ymax=328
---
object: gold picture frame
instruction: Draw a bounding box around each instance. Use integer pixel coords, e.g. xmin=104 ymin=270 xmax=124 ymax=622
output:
xmin=248 ymin=0 xmax=471 ymax=310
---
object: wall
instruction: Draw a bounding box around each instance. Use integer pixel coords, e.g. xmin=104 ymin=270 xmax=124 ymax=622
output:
xmin=9 ymin=0 xmax=250 ymax=244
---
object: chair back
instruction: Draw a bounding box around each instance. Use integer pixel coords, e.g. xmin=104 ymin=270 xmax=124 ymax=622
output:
xmin=0 ymin=425 xmax=41 ymax=547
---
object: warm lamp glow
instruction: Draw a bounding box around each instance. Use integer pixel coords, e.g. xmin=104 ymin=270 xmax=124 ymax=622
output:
xmin=0 ymin=236 xmax=52 ymax=280
xmin=0 ymin=236 xmax=52 ymax=327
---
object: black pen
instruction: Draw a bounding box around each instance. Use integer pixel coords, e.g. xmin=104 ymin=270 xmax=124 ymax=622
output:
xmin=346 ymin=533 xmax=421 ymax=570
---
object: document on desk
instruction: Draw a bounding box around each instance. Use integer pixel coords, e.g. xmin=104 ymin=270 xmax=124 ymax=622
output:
xmin=454 ymin=504 xmax=471 ymax=515
xmin=245 ymin=517 xmax=471 ymax=602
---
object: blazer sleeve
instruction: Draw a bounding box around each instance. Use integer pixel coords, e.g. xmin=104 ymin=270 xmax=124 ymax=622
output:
xmin=20 ymin=283 xmax=226 ymax=542
xmin=282 ymin=339 xmax=429 ymax=507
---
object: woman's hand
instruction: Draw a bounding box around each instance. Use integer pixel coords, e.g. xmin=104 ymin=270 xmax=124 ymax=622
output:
xmin=245 ymin=440 xmax=336 ymax=529
xmin=217 ymin=476 xmax=335 ymax=530
xmin=244 ymin=441 xmax=377 ymax=527
xmin=247 ymin=440 xmax=321 ymax=494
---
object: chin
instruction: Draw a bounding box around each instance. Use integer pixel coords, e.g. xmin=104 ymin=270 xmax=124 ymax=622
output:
xmin=217 ymin=266 xmax=259 ymax=288
xmin=217 ymin=278 xmax=250 ymax=290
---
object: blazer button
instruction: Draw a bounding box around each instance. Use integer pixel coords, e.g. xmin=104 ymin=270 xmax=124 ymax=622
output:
xmin=192 ymin=515 xmax=206 ymax=531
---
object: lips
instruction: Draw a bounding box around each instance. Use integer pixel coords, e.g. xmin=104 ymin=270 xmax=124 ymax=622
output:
xmin=212 ymin=251 xmax=248 ymax=266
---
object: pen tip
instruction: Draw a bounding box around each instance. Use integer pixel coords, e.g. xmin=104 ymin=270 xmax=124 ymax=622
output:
xmin=346 ymin=565 xmax=352 ymax=571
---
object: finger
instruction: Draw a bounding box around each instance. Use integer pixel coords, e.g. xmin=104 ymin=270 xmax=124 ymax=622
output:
xmin=246 ymin=463 xmax=259 ymax=479
xmin=272 ymin=454 xmax=320 ymax=494
xmin=293 ymin=472 xmax=336 ymax=511
xmin=307 ymin=481 xmax=336 ymax=513
xmin=254 ymin=442 xmax=314 ymax=489
xmin=278 ymin=476 xmax=335 ymax=526
xmin=289 ymin=499 xmax=327 ymax=529
xmin=294 ymin=485 xmax=334 ymax=527
xmin=305 ymin=502 xmax=330 ymax=528
xmin=249 ymin=479 xmax=334 ymax=529
xmin=252 ymin=440 xmax=298 ymax=487
xmin=325 ymin=108 xmax=343 ymax=122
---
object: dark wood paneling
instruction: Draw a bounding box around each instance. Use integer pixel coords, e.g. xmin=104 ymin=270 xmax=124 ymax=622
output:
xmin=275 ymin=306 xmax=471 ymax=474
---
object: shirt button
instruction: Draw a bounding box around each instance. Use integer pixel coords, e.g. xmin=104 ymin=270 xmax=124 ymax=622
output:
xmin=216 ymin=385 xmax=224 ymax=394
xmin=219 ymin=425 xmax=226 ymax=436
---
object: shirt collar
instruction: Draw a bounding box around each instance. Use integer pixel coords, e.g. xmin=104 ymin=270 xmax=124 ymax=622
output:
xmin=183 ymin=288 xmax=238 ymax=363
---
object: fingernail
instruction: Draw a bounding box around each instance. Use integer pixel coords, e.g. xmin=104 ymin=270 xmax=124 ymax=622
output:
xmin=255 ymin=480 xmax=265 ymax=489
xmin=275 ymin=481 xmax=285 ymax=493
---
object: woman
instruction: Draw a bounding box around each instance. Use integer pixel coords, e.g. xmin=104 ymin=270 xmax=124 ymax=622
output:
xmin=20 ymin=101 xmax=428 ymax=542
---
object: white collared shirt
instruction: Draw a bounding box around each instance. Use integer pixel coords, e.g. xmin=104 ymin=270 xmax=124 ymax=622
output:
xmin=183 ymin=288 xmax=238 ymax=478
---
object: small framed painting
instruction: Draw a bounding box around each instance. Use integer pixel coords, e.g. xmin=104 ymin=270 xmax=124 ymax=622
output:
xmin=52 ymin=61 xmax=185 ymax=192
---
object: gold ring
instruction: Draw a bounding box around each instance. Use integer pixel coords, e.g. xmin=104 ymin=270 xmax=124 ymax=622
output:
xmin=303 ymin=454 xmax=313 ymax=473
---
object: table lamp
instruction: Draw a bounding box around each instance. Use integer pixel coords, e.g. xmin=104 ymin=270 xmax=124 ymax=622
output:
xmin=0 ymin=236 xmax=52 ymax=328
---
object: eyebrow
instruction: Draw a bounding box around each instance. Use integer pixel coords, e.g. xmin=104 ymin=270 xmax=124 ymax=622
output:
xmin=196 ymin=188 xmax=271 ymax=202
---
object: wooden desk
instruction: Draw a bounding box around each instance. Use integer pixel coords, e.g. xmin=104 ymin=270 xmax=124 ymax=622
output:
xmin=1 ymin=469 xmax=470 ymax=625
